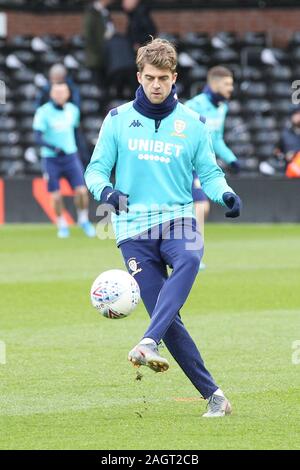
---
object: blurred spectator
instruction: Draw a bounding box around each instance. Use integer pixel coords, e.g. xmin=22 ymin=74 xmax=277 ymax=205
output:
xmin=83 ymin=0 xmax=115 ymax=88
xmin=278 ymin=105 xmax=300 ymax=160
xmin=122 ymin=0 xmax=157 ymax=50
xmin=35 ymin=63 xmax=80 ymax=108
xmin=278 ymin=105 xmax=300 ymax=178
xmin=35 ymin=63 xmax=90 ymax=167
xmin=84 ymin=0 xmax=136 ymax=100
xmin=104 ymin=32 xmax=137 ymax=101
xmin=260 ymin=105 xmax=300 ymax=177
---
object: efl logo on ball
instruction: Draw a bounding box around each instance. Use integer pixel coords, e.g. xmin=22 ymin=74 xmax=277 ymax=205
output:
xmin=90 ymin=269 xmax=140 ymax=319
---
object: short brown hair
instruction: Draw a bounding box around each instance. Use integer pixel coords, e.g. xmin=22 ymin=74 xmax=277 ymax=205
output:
xmin=207 ymin=66 xmax=233 ymax=82
xmin=136 ymin=38 xmax=177 ymax=73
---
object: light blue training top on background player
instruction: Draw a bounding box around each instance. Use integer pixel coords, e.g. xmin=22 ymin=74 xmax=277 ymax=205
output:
xmin=185 ymin=92 xmax=237 ymax=165
xmin=85 ymin=101 xmax=235 ymax=245
xmin=33 ymin=101 xmax=80 ymax=158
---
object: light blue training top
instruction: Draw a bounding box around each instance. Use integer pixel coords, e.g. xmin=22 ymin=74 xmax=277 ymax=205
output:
xmin=185 ymin=92 xmax=237 ymax=164
xmin=85 ymin=101 xmax=235 ymax=244
xmin=33 ymin=101 xmax=80 ymax=158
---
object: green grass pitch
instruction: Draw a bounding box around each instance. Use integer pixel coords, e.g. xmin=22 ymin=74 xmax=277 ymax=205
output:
xmin=0 ymin=223 xmax=299 ymax=450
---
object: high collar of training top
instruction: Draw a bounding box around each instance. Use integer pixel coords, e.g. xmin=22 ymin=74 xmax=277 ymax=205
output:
xmin=133 ymin=84 xmax=178 ymax=121
xmin=203 ymin=84 xmax=227 ymax=107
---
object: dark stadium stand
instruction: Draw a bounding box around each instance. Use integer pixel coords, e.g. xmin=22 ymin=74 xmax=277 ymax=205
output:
xmin=0 ymin=1 xmax=299 ymax=11
xmin=0 ymin=28 xmax=298 ymax=177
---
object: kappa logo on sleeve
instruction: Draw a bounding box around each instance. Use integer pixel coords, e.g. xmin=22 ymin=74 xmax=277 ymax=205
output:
xmin=127 ymin=258 xmax=142 ymax=276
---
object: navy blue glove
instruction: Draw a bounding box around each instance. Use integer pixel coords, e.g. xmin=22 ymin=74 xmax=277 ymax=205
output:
xmin=222 ymin=192 xmax=242 ymax=218
xmin=101 ymin=186 xmax=129 ymax=215
xmin=229 ymin=160 xmax=241 ymax=174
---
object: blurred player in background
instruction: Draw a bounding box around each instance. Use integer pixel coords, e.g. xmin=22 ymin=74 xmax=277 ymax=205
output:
xmin=85 ymin=38 xmax=242 ymax=417
xmin=35 ymin=63 xmax=90 ymax=168
xmin=186 ymin=66 xmax=241 ymax=269
xmin=186 ymin=66 xmax=240 ymax=172
xmin=33 ymin=83 xmax=96 ymax=239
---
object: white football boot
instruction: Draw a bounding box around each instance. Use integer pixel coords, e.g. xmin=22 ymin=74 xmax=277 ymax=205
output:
xmin=202 ymin=393 xmax=232 ymax=418
xmin=128 ymin=342 xmax=169 ymax=373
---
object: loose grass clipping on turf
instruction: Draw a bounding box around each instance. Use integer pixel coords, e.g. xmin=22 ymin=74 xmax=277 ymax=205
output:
xmin=135 ymin=370 xmax=143 ymax=381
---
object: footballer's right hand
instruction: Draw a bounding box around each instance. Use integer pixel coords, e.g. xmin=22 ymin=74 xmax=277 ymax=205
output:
xmin=101 ymin=187 xmax=129 ymax=215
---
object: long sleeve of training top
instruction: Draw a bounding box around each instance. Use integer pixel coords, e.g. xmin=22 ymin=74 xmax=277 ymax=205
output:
xmin=34 ymin=130 xmax=57 ymax=152
xmin=192 ymin=124 xmax=233 ymax=203
xmin=84 ymin=114 xmax=116 ymax=201
xmin=212 ymin=113 xmax=238 ymax=165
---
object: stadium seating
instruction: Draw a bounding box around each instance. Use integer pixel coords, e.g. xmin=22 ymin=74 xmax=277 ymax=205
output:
xmin=0 ymin=31 xmax=295 ymax=176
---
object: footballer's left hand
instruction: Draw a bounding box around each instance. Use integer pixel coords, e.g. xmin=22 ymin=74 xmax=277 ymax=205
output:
xmin=222 ymin=192 xmax=242 ymax=218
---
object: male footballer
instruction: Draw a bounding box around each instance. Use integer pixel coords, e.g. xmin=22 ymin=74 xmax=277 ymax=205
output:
xmin=85 ymin=39 xmax=241 ymax=417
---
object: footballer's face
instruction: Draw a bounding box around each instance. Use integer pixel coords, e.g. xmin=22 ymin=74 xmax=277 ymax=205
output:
xmin=212 ymin=76 xmax=234 ymax=100
xmin=50 ymin=83 xmax=70 ymax=106
xmin=137 ymin=64 xmax=177 ymax=104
